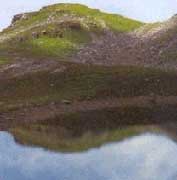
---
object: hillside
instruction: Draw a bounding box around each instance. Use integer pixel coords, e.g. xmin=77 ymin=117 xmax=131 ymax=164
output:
xmin=0 ymin=4 xmax=142 ymax=60
xmin=0 ymin=3 xmax=177 ymax=151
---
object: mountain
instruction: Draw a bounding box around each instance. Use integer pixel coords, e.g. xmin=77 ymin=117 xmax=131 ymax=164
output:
xmin=1 ymin=3 xmax=177 ymax=151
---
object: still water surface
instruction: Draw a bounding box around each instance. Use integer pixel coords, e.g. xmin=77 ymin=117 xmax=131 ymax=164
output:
xmin=0 ymin=132 xmax=177 ymax=180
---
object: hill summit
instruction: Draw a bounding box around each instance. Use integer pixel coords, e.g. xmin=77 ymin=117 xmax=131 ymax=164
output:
xmin=0 ymin=3 xmax=142 ymax=60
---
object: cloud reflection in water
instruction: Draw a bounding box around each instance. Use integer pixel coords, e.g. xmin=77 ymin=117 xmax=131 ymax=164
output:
xmin=0 ymin=132 xmax=177 ymax=180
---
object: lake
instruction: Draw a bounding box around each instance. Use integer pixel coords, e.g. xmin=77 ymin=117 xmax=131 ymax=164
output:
xmin=0 ymin=131 xmax=177 ymax=180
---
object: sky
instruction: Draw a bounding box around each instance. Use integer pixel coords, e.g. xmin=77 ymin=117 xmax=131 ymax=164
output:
xmin=1 ymin=132 xmax=177 ymax=179
xmin=0 ymin=0 xmax=177 ymax=30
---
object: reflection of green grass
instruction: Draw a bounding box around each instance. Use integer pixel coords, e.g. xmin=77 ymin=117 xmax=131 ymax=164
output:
xmin=9 ymin=105 xmax=171 ymax=152
xmin=11 ymin=125 xmax=160 ymax=152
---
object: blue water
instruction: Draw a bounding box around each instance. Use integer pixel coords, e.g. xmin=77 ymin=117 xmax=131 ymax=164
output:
xmin=0 ymin=132 xmax=177 ymax=180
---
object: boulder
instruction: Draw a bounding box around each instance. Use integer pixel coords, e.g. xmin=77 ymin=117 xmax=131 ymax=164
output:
xmin=61 ymin=100 xmax=72 ymax=105
xmin=41 ymin=30 xmax=47 ymax=35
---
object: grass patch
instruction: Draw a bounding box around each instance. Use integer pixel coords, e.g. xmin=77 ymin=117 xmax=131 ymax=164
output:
xmin=2 ymin=24 xmax=92 ymax=58
xmin=0 ymin=57 xmax=10 ymax=65
xmin=28 ymin=37 xmax=75 ymax=57
xmin=45 ymin=3 xmax=143 ymax=32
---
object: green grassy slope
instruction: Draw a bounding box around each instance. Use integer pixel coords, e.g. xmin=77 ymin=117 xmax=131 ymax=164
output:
xmin=0 ymin=3 xmax=143 ymax=59
xmin=5 ymin=3 xmax=143 ymax=33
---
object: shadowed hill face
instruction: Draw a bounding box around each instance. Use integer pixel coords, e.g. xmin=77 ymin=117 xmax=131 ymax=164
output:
xmin=134 ymin=15 xmax=177 ymax=67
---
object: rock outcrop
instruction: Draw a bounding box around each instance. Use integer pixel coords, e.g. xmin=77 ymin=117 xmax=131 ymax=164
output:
xmin=11 ymin=13 xmax=28 ymax=25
